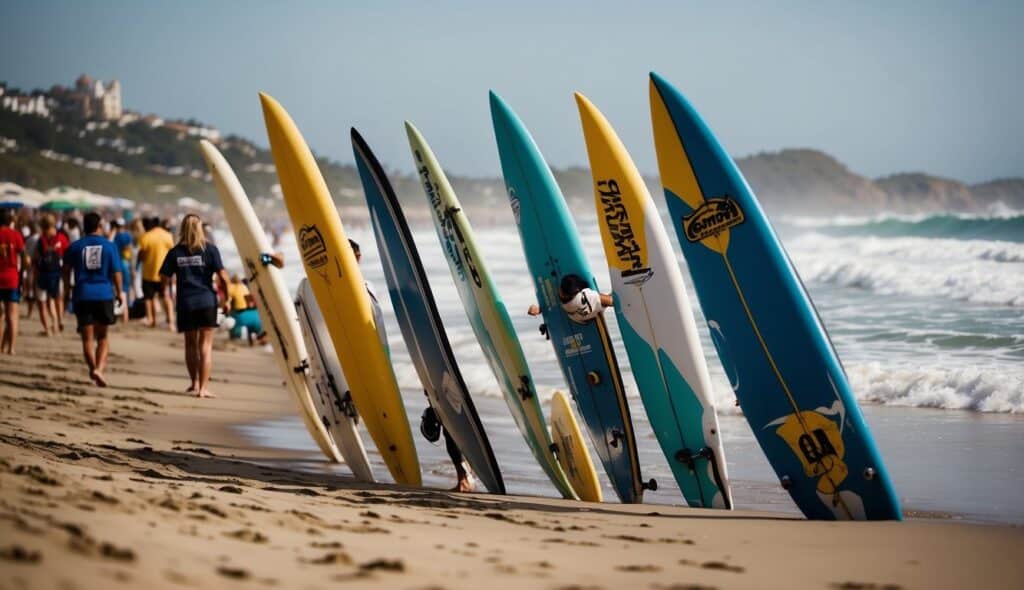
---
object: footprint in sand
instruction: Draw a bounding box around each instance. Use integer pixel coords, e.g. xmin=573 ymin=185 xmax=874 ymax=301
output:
xmin=0 ymin=545 xmax=42 ymax=563
xmin=223 ymin=529 xmax=268 ymax=544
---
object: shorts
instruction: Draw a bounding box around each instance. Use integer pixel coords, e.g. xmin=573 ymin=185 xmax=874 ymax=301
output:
xmin=0 ymin=288 xmax=20 ymax=303
xmin=229 ymin=308 xmax=263 ymax=339
xmin=177 ymin=306 xmax=217 ymax=333
xmin=36 ymin=273 xmax=61 ymax=300
xmin=75 ymin=300 xmax=115 ymax=331
xmin=142 ymin=280 xmax=164 ymax=300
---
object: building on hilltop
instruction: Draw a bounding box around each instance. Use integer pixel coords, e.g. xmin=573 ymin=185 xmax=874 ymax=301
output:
xmin=72 ymin=74 xmax=122 ymax=120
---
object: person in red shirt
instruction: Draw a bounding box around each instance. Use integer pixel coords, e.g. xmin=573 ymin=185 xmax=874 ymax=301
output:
xmin=33 ymin=213 xmax=70 ymax=335
xmin=0 ymin=209 xmax=27 ymax=354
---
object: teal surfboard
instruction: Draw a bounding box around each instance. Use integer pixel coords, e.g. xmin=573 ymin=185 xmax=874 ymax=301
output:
xmin=353 ymin=128 xmax=505 ymax=494
xmin=490 ymin=91 xmax=645 ymax=503
xmin=405 ymin=121 xmax=578 ymax=500
xmin=649 ymin=72 xmax=901 ymax=520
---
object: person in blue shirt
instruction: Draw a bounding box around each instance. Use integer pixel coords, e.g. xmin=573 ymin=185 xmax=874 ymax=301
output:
xmin=62 ymin=212 xmax=123 ymax=387
xmin=108 ymin=218 xmax=135 ymax=323
xmin=159 ymin=214 xmax=229 ymax=398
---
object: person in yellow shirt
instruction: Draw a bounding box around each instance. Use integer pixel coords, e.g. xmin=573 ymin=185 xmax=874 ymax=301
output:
xmin=225 ymin=274 xmax=265 ymax=345
xmin=137 ymin=217 xmax=175 ymax=330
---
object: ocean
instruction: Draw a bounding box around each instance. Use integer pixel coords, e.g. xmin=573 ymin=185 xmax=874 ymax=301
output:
xmin=221 ymin=207 xmax=1024 ymax=523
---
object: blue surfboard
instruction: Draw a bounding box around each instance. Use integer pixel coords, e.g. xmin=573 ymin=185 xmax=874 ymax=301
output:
xmin=353 ymin=128 xmax=505 ymax=494
xmin=490 ymin=91 xmax=645 ymax=503
xmin=649 ymin=72 xmax=901 ymax=520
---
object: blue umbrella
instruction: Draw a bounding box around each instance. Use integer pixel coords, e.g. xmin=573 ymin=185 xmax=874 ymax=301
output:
xmin=0 ymin=201 xmax=24 ymax=209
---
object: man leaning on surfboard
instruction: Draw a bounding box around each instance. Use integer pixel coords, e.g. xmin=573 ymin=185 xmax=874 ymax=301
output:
xmin=527 ymin=274 xmax=614 ymax=324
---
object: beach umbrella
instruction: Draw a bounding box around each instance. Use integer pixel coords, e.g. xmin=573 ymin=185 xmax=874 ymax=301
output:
xmin=41 ymin=199 xmax=84 ymax=211
xmin=0 ymin=201 xmax=24 ymax=209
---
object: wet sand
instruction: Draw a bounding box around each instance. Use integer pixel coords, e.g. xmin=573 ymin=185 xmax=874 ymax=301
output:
xmin=1 ymin=324 xmax=1021 ymax=589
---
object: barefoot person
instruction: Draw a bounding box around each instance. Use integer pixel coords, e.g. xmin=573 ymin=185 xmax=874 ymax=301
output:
xmin=0 ymin=209 xmax=27 ymax=354
xmin=63 ymin=212 xmax=123 ymax=386
xmin=138 ymin=217 xmax=175 ymax=329
xmin=33 ymin=213 xmax=70 ymax=336
xmin=159 ymin=214 xmax=229 ymax=398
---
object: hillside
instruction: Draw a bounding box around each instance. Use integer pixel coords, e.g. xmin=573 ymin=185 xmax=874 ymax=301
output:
xmin=734 ymin=149 xmax=889 ymax=213
xmin=874 ymin=173 xmax=976 ymax=211
xmin=1 ymin=95 xmax=1021 ymax=215
xmin=970 ymin=178 xmax=1024 ymax=210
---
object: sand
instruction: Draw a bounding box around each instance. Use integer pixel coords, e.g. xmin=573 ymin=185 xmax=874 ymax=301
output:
xmin=0 ymin=323 xmax=1021 ymax=590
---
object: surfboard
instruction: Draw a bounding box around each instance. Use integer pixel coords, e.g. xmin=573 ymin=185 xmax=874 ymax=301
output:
xmin=489 ymin=91 xmax=645 ymax=503
xmin=576 ymin=93 xmax=732 ymax=509
xmin=352 ymin=128 xmax=505 ymax=495
xmin=405 ymin=121 xmax=577 ymax=500
xmin=648 ymin=72 xmax=901 ymax=520
xmin=197 ymin=140 xmax=340 ymax=463
xmin=294 ymin=278 xmax=374 ymax=482
xmin=550 ymin=390 xmax=603 ymax=503
xmin=259 ymin=93 xmax=420 ymax=486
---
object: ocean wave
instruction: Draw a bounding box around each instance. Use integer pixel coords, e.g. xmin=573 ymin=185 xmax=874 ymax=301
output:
xmin=848 ymin=362 xmax=1024 ymax=413
xmin=789 ymin=233 xmax=1024 ymax=307
xmin=780 ymin=210 xmax=1024 ymax=243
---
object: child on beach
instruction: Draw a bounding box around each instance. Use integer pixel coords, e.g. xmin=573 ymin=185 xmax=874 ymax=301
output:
xmin=63 ymin=212 xmax=123 ymax=387
xmin=226 ymin=274 xmax=266 ymax=345
xmin=34 ymin=214 xmax=70 ymax=335
xmin=0 ymin=209 xmax=26 ymax=354
xmin=527 ymin=273 xmax=614 ymax=324
xmin=138 ymin=217 xmax=175 ymax=330
xmin=159 ymin=214 xmax=229 ymax=398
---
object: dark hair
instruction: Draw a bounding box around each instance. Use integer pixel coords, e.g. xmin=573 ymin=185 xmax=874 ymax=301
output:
xmin=559 ymin=274 xmax=589 ymax=301
xmin=0 ymin=209 xmax=11 ymax=226
xmin=348 ymin=239 xmax=360 ymax=255
xmin=142 ymin=217 xmax=156 ymax=231
xmin=83 ymin=212 xmax=102 ymax=234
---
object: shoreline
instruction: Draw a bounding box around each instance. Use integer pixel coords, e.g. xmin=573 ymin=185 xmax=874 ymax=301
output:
xmin=1 ymin=324 xmax=1022 ymax=589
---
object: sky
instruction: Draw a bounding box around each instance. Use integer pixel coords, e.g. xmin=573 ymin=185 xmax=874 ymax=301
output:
xmin=1 ymin=0 xmax=1022 ymax=183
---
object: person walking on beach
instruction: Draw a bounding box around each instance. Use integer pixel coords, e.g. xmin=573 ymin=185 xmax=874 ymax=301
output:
xmin=21 ymin=219 xmax=39 ymax=322
xmin=159 ymin=214 xmax=229 ymax=398
xmin=527 ymin=273 xmax=614 ymax=324
xmin=138 ymin=217 xmax=175 ymax=330
xmin=0 ymin=209 xmax=27 ymax=354
xmin=108 ymin=219 xmax=134 ymax=323
xmin=63 ymin=212 xmax=123 ymax=386
xmin=33 ymin=213 xmax=70 ymax=335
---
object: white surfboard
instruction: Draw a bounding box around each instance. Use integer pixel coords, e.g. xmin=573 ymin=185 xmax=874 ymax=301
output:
xmin=295 ymin=279 xmax=374 ymax=482
xmin=577 ymin=94 xmax=731 ymax=508
xmin=198 ymin=140 xmax=341 ymax=462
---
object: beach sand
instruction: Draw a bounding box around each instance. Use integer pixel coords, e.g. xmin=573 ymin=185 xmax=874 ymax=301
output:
xmin=1 ymin=324 xmax=1021 ymax=590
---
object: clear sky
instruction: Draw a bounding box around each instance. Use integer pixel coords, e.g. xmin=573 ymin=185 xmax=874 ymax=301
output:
xmin=1 ymin=0 xmax=1021 ymax=183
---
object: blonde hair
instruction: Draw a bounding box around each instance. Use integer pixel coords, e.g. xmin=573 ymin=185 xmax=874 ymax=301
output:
xmin=178 ymin=214 xmax=207 ymax=253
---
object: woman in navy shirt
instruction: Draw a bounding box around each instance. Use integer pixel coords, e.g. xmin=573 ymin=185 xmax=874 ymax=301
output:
xmin=159 ymin=214 xmax=229 ymax=398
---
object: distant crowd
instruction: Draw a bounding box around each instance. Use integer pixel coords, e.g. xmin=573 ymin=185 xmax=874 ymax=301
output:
xmin=0 ymin=208 xmax=266 ymax=397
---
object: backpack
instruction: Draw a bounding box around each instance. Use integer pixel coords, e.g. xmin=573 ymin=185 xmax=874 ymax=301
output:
xmin=37 ymin=236 xmax=62 ymax=274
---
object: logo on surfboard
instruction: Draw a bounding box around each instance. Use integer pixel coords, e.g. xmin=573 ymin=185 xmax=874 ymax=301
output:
xmin=598 ymin=178 xmax=652 ymax=285
xmin=298 ymin=225 xmax=328 ymax=271
xmin=682 ymin=198 xmax=745 ymax=243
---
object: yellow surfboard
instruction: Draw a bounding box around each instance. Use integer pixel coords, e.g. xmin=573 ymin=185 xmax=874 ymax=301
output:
xmin=259 ymin=93 xmax=420 ymax=486
xmin=550 ymin=390 xmax=603 ymax=502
